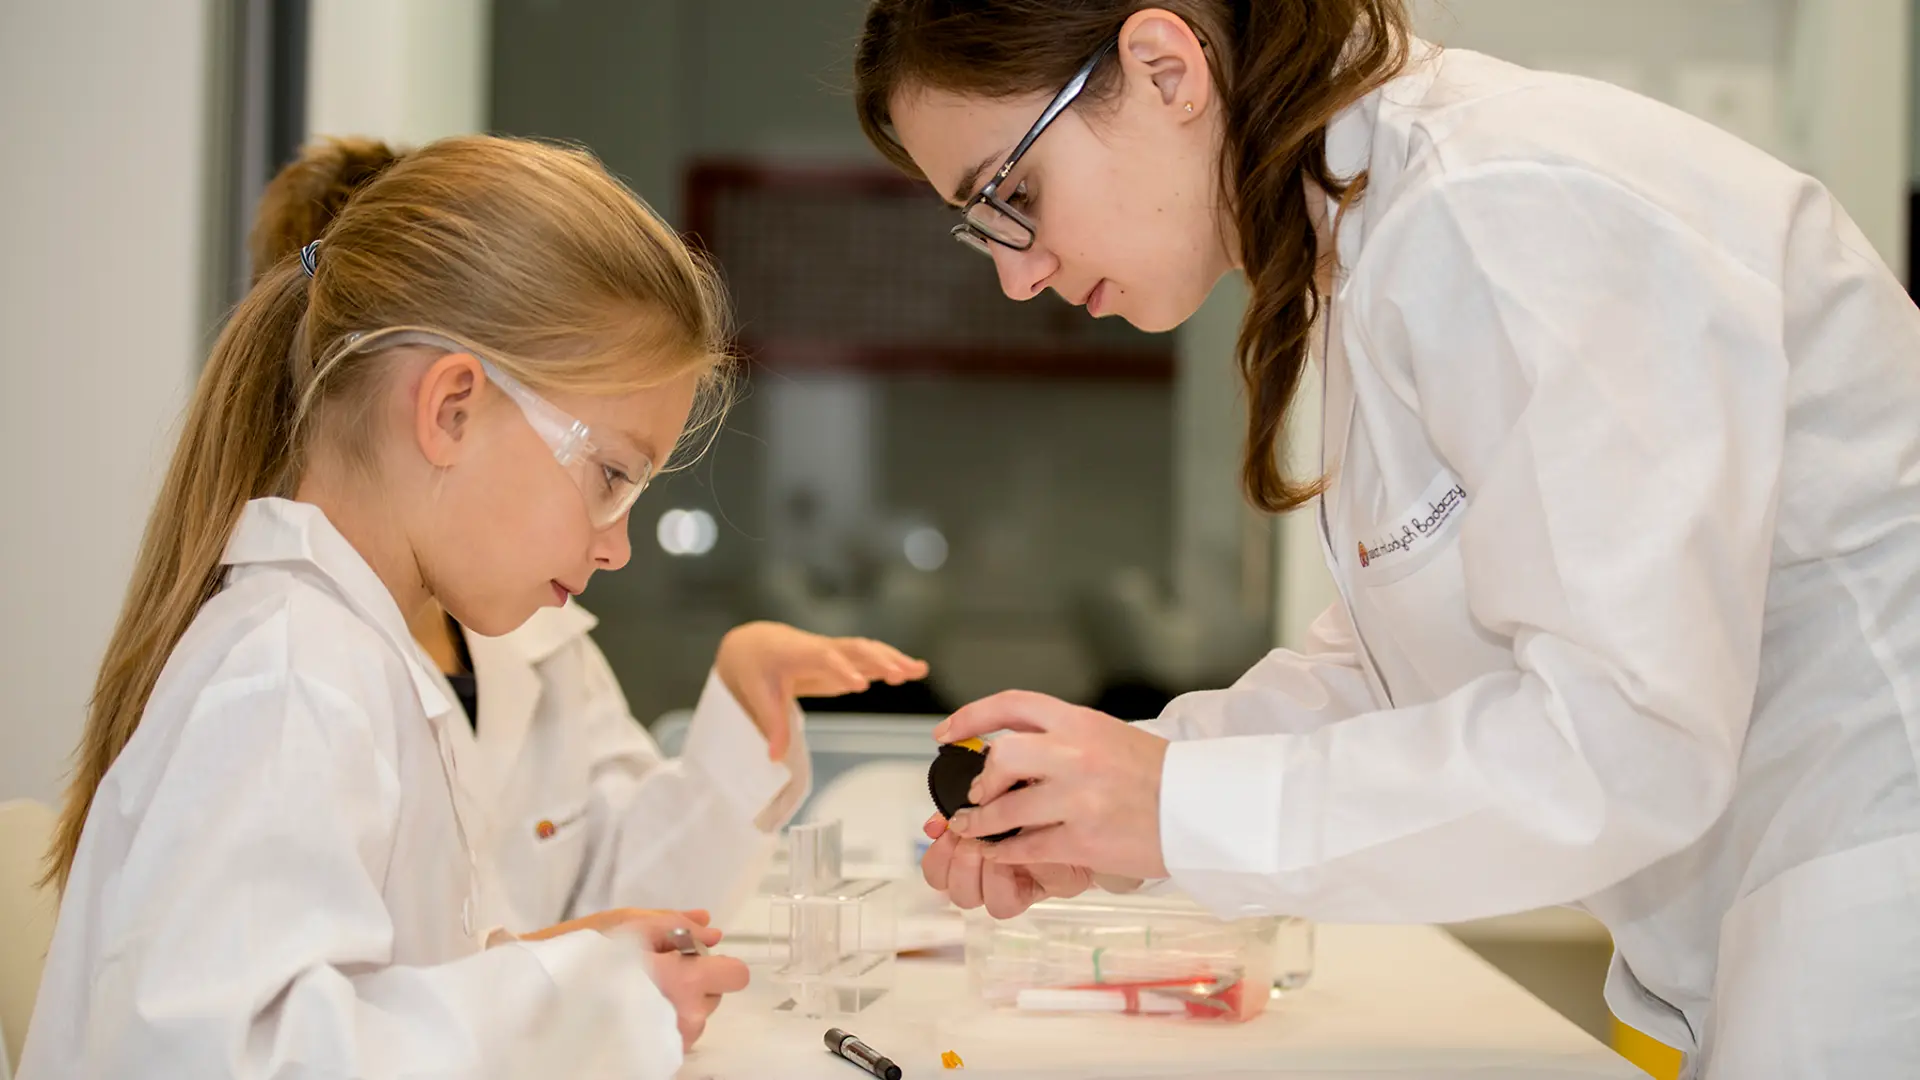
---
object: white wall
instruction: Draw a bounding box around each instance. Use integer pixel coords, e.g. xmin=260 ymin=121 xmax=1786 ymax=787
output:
xmin=308 ymin=0 xmax=491 ymax=146
xmin=1177 ymin=278 xmax=1339 ymax=651
xmin=1782 ymin=0 xmax=1911 ymax=275
xmin=0 ymin=1 xmax=214 ymax=802
xmin=1174 ymin=273 xmax=1258 ymax=628
xmin=1912 ymin=0 xmax=1920 ymax=187
xmin=1417 ymin=0 xmax=1910 ymax=271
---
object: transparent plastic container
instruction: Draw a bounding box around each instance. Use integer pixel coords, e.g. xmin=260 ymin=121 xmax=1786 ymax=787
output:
xmin=964 ymin=892 xmax=1306 ymax=1022
xmin=1275 ymin=917 xmax=1316 ymax=991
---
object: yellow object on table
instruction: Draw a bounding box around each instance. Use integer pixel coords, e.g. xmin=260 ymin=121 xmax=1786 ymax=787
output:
xmin=1612 ymin=1019 xmax=1683 ymax=1080
xmin=940 ymin=1049 xmax=964 ymax=1069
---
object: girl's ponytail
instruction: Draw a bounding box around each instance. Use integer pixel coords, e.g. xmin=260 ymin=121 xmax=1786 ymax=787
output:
xmin=46 ymin=262 xmax=310 ymax=890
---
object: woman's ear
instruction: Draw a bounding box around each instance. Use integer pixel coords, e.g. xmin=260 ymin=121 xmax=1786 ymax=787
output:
xmin=1118 ymin=8 xmax=1214 ymax=121
xmin=414 ymin=352 xmax=481 ymax=468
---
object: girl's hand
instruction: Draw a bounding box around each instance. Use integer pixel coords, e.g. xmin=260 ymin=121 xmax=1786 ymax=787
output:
xmin=519 ymin=906 xmax=712 ymax=942
xmin=645 ymin=942 xmax=750 ymax=1051
xmin=716 ymin=621 xmax=929 ymax=759
xmin=523 ymin=907 xmax=748 ymax=1050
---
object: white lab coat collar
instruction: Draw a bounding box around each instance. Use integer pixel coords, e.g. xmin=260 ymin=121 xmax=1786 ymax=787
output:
xmin=487 ymin=600 xmax=599 ymax=664
xmin=1328 ymin=38 xmax=1445 ymax=188
xmin=460 ymin=602 xmax=599 ymax=804
xmin=222 ymin=499 xmax=491 ymax=943
xmin=1316 ymin=40 xmax=1448 ymax=467
xmin=1318 ymin=33 xmax=1447 ymax=349
xmin=221 ymin=498 xmax=453 ymax=720
xmin=1319 ymin=80 xmax=1376 ymax=505
xmin=1314 ymin=41 xmax=1444 ymax=707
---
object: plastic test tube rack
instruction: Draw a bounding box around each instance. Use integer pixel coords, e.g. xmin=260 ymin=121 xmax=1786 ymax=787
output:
xmin=767 ymin=819 xmax=897 ymax=1016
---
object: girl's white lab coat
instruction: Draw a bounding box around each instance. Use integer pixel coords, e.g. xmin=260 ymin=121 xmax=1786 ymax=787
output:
xmin=1147 ymin=44 xmax=1920 ymax=1077
xmin=20 ymin=498 xmax=790 ymax=1079
xmin=460 ymin=603 xmax=809 ymax=933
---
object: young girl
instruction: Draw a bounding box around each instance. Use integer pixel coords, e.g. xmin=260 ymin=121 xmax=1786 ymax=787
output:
xmin=25 ymin=135 xmax=784 ymax=1078
xmin=246 ymin=139 xmax=929 ymax=943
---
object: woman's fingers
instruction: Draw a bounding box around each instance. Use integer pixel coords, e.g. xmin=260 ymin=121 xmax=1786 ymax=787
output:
xmin=968 ymin=731 xmax=1065 ymax=805
xmin=945 ymin=838 xmax=990 ymax=910
xmin=949 ymin=781 xmax=1066 ymax=841
xmin=981 ymin=859 xmax=1038 ymax=919
xmin=983 ymin=823 xmax=1079 ymax=867
xmin=935 ymin=690 xmax=1081 ymax=744
xmin=920 ymin=827 xmax=958 ymax=891
xmin=1029 ymin=861 xmax=1097 ymax=901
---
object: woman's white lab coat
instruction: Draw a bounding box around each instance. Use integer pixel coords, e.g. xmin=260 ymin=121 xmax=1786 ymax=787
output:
xmin=461 ymin=604 xmax=809 ymax=933
xmin=1145 ymin=44 xmax=1920 ymax=1077
xmin=18 ymin=499 xmax=741 ymax=1079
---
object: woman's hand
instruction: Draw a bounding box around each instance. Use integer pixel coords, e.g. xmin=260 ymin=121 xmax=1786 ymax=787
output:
xmin=937 ymin=690 xmax=1172 ymax=882
xmin=522 ymin=908 xmax=748 ymax=1050
xmin=716 ymin=622 xmax=929 ymax=759
xmin=919 ymin=812 xmax=1094 ymax=918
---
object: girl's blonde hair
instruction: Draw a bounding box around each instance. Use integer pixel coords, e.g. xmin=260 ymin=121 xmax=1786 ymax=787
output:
xmin=47 ymin=134 xmax=734 ymax=889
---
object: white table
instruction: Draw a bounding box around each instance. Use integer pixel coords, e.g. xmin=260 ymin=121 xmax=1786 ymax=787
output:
xmin=677 ymin=924 xmax=1648 ymax=1079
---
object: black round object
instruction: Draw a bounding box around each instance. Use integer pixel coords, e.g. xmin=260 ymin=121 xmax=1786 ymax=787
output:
xmin=927 ymin=741 xmax=1022 ymax=842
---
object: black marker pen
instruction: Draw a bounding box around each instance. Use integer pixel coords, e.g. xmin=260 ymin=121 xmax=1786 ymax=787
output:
xmin=824 ymin=1027 xmax=902 ymax=1080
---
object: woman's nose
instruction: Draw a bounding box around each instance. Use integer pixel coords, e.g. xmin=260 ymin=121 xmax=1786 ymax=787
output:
xmin=990 ymin=241 xmax=1058 ymax=302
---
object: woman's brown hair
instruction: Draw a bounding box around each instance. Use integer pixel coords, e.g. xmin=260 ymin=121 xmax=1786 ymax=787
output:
xmin=47 ymin=134 xmax=734 ymax=889
xmin=855 ymin=1 xmax=1410 ymax=512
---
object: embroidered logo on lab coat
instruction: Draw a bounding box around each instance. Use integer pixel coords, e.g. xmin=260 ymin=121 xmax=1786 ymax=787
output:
xmin=531 ymin=802 xmax=589 ymax=841
xmin=1356 ymin=473 xmax=1468 ymax=578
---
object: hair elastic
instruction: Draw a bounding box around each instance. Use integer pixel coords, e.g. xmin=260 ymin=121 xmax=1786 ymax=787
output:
xmin=299 ymin=240 xmax=322 ymax=278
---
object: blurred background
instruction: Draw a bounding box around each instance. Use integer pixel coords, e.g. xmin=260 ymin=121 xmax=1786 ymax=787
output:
xmin=1 ymin=0 xmax=1913 ymax=1065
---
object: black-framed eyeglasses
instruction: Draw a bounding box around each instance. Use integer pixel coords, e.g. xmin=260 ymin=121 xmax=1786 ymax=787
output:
xmin=953 ymin=38 xmax=1117 ymax=257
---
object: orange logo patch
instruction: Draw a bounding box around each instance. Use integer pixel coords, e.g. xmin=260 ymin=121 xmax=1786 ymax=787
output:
xmin=535 ymin=820 xmax=557 ymax=840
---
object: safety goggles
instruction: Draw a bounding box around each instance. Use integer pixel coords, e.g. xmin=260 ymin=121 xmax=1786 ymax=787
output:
xmin=335 ymin=327 xmax=654 ymax=528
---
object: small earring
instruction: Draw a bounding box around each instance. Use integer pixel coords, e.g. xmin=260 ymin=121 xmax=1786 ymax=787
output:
xmin=1183 ymin=102 xmax=1194 ymax=113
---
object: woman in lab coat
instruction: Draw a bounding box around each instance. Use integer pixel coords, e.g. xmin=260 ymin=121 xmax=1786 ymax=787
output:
xmin=25 ymin=136 xmax=772 ymax=1078
xmin=853 ymin=1 xmax=1920 ymax=1076
xmin=251 ymin=145 xmax=930 ymax=935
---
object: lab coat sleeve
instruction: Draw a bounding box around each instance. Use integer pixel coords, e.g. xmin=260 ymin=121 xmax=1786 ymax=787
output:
xmin=76 ymin=666 xmax=683 ymax=1079
xmin=1160 ymin=162 xmax=1784 ymax=923
xmin=569 ymin=642 xmax=810 ymax=922
xmin=1140 ymin=601 xmax=1381 ymax=742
